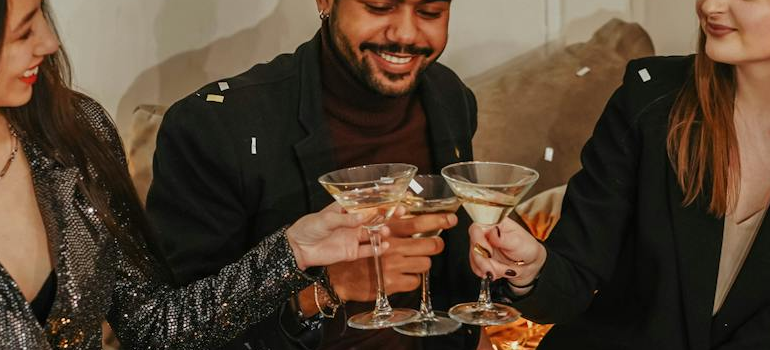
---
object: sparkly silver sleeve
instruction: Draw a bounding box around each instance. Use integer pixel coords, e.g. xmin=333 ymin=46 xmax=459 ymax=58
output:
xmin=77 ymin=98 xmax=316 ymax=348
xmin=108 ymin=226 xmax=316 ymax=349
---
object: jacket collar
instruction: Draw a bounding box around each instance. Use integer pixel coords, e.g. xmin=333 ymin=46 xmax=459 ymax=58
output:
xmin=293 ymin=31 xmax=338 ymax=212
xmin=666 ymin=165 xmax=721 ymax=350
xmin=419 ymin=73 xmax=466 ymax=171
xmin=667 ymin=163 xmax=770 ymax=349
xmin=15 ymin=140 xmax=82 ymax=334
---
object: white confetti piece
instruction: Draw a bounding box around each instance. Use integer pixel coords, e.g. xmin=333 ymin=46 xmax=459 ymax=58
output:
xmin=206 ymin=94 xmax=225 ymax=103
xmin=638 ymin=68 xmax=651 ymax=83
xmin=218 ymin=81 xmax=230 ymax=91
xmin=544 ymin=147 xmax=554 ymax=162
xmin=409 ymin=179 xmax=424 ymax=194
xmin=251 ymin=137 xmax=257 ymax=155
xmin=576 ymin=66 xmax=591 ymax=77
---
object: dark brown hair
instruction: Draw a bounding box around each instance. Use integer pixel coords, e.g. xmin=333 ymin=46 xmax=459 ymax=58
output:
xmin=1 ymin=0 xmax=165 ymax=277
xmin=667 ymin=30 xmax=739 ymax=217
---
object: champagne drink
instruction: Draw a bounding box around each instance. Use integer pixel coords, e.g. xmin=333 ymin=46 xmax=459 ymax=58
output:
xmin=441 ymin=162 xmax=539 ymax=326
xmin=393 ymin=175 xmax=463 ymax=337
xmin=319 ymin=163 xmax=419 ymax=330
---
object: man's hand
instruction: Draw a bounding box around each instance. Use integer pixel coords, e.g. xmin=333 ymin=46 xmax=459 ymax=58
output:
xmin=328 ymin=212 xmax=457 ymax=302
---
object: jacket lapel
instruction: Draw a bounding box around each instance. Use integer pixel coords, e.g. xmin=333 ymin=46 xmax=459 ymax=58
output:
xmin=712 ymin=208 xmax=770 ymax=336
xmin=292 ymin=32 xmax=337 ymax=213
xmin=420 ymin=75 xmax=467 ymax=172
xmin=666 ymin=165 xmax=722 ymax=350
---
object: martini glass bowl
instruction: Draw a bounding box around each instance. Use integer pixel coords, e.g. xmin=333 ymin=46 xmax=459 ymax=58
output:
xmin=319 ymin=163 xmax=419 ymax=329
xmin=393 ymin=175 xmax=462 ymax=337
xmin=441 ymin=161 xmax=539 ymax=326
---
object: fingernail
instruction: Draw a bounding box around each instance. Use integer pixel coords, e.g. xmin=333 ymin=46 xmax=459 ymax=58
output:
xmin=505 ymin=269 xmax=517 ymax=277
xmin=496 ymin=226 xmax=501 ymax=238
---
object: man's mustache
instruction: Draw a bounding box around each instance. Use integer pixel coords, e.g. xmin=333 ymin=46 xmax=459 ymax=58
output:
xmin=359 ymin=42 xmax=434 ymax=57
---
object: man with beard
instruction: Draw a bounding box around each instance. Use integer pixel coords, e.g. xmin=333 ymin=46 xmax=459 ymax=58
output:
xmin=146 ymin=0 xmax=480 ymax=349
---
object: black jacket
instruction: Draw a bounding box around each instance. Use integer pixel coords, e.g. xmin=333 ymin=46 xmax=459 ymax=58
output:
xmin=506 ymin=56 xmax=770 ymax=349
xmin=146 ymin=32 xmax=481 ymax=350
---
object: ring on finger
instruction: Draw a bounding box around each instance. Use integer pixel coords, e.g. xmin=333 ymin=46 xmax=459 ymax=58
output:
xmin=498 ymin=249 xmax=526 ymax=266
xmin=473 ymin=243 xmax=492 ymax=259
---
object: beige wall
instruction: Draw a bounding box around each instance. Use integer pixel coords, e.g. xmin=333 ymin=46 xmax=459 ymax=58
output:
xmin=48 ymin=1 xmax=697 ymax=136
xmin=637 ymin=0 xmax=699 ymax=55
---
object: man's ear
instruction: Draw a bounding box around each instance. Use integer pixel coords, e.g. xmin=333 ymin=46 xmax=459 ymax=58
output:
xmin=316 ymin=0 xmax=333 ymax=14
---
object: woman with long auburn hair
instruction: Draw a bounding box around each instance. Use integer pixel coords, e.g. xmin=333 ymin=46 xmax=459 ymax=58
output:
xmin=0 ymin=0 xmax=386 ymax=348
xmin=464 ymin=0 xmax=770 ymax=348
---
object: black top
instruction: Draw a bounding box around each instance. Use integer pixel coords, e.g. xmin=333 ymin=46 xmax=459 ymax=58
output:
xmin=30 ymin=271 xmax=56 ymax=326
xmin=504 ymin=55 xmax=770 ymax=350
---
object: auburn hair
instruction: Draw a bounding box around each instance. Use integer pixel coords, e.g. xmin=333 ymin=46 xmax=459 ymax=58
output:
xmin=667 ymin=30 xmax=739 ymax=217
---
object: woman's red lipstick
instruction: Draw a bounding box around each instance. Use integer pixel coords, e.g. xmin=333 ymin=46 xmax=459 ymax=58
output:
xmin=20 ymin=65 xmax=39 ymax=85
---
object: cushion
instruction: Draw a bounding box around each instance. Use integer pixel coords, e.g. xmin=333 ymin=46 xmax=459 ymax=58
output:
xmin=127 ymin=104 xmax=166 ymax=204
xmin=516 ymin=185 xmax=566 ymax=240
xmin=468 ymin=18 xmax=654 ymax=195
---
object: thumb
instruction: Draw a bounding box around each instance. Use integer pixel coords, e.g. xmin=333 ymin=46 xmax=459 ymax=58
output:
xmin=486 ymin=218 xmax=531 ymax=252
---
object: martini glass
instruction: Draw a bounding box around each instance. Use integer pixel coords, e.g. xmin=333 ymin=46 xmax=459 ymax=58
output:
xmin=318 ymin=163 xmax=419 ymax=329
xmin=393 ymin=175 xmax=462 ymax=337
xmin=441 ymin=161 xmax=539 ymax=326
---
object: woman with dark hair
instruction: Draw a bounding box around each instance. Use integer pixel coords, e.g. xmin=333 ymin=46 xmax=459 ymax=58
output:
xmin=0 ymin=0 xmax=383 ymax=348
xmin=467 ymin=0 xmax=770 ymax=349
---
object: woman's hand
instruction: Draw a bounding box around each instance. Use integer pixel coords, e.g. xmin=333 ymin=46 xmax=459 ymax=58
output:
xmin=468 ymin=217 xmax=546 ymax=289
xmin=286 ymin=202 xmax=389 ymax=270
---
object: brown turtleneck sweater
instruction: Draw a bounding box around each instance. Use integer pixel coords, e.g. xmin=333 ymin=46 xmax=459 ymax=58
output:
xmin=319 ymin=27 xmax=431 ymax=350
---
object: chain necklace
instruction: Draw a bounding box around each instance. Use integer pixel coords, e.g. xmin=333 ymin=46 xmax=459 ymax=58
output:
xmin=0 ymin=124 xmax=19 ymax=180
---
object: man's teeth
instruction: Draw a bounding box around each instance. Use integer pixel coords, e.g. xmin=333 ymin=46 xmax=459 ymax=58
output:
xmin=378 ymin=52 xmax=413 ymax=64
xmin=23 ymin=66 xmax=39 ymax=78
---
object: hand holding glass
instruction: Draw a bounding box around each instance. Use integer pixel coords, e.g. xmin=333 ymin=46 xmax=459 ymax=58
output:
xmin=441 ymin=161 xmax=539 ymax=326
xmin=318 ymin=163 xmax=419 ymax=329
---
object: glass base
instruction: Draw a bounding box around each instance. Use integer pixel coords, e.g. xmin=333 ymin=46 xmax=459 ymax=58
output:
xmin=393 ymin=311 xmax=462 ymax=337
xmin=347 ymin=308 xmax=420 ymax=330
xmin=448 ymin=302 xmax=520 ymax=326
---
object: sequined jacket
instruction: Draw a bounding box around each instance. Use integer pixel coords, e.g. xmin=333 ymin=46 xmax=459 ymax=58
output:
xmin=0 ymin=100 xmax=317 ymax=350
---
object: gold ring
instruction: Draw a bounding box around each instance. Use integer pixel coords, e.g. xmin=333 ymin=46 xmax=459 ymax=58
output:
xmin=512 ymin=260 xmax=526 ymax=266
xmin=473 ymin=243 xmax=492 ymax=259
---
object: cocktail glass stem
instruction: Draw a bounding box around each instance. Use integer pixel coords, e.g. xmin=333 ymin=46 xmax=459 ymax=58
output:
xmin=476 ymin=224 xmax=495 ymax=311
xmin=419 ymin=271 xmax=436 ymax=319
xmin=369 ymin=226 xmax=393 ymax=317
xmin=477 ymin=273 xmax=494 ymax=310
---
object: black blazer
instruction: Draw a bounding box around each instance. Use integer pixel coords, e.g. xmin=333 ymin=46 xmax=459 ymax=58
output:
xmin=146 ymin=32 xmax=481 ymax=350
xmin=507 ymin=56 xmax=770 ymax=349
